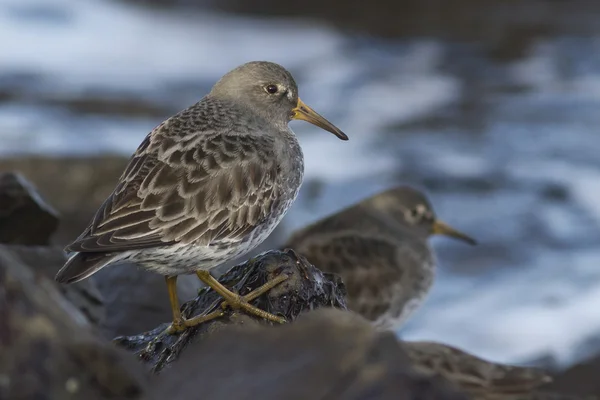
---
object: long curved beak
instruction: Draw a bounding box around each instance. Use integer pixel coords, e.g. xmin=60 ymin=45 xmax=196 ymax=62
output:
xmin=432 ymin=220 xmax=477 ymax=245
xmin=292 ymin=98 xmax=348 ymax=140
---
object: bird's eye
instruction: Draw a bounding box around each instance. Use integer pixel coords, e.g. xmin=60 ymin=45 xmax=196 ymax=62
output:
xmin=265 ymin=84 xmax=279 ymax=94
xmin=405 ymin=206 xmax=424 ymax=224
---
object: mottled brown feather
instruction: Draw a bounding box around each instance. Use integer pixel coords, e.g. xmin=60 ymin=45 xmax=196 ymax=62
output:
xmin=65 ymin=101 xmax=282 ymax=255
xmin=292 ymin=232 xmax=412 ymax=322
xmin=404 ymin=341 xmax=552 ymax=398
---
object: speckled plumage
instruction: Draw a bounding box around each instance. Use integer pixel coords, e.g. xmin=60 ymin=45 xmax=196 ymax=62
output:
xmin=285 ymin=186 xmax=476 ymax=329
xmin=55 ymin=61 xmax=346 ymax=293
xmin=404 ymin=341 xmax=552 ymax=399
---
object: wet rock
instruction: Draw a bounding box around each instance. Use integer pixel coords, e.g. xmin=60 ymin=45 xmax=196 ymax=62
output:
xmin=0 ymin=244 xmax=148 ymax=400
xmin=546 ymin=354 xmax=600 ymax=399
xmin=0 ymin=172 xmax=59 ymax=245
xmin=114 ymin=249 xmax=347 ymax=373
xmin=153 ymin=308 xmax=466 ymax=400
xmin=0 ymin=156 xmax=129 ymax=246
xmin=0 ymin=244 xmax=105 ymax=327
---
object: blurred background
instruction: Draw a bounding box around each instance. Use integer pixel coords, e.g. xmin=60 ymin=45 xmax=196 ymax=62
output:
xmin=2 ymin=0 xmax=600 ymax=376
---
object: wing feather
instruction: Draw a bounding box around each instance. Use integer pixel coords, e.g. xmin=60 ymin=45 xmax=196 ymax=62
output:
xmin=66 ymin=122 xmax=281 ymax=254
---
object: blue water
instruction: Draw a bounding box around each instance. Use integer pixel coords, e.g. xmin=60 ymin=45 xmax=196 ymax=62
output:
xmin=2 ymin=0 xmax=600 ymax=368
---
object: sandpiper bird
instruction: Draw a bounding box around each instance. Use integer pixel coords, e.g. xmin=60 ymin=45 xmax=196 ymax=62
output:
xmin=404 ymin=341 xmax=552 ymax=400
xmin=55 ymin=61 xmax=348 ymax=333
xmin=284 ymin=186 xmax=475 ymax=329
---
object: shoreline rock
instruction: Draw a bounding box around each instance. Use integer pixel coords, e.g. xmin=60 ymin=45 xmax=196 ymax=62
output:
xmin=0 ymin=243 xmax=148 ymax=400
xmin=0 ymin=156 xmax=129 ymax=246
xmin=0 ymin=172 xmax=59 ymax=246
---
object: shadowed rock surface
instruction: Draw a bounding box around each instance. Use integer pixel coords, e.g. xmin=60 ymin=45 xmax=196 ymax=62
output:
xmin=0 ymin=245 xmax=105 ymax=327
xmin=0 ymin=156 xmax=129 ymax=246
xmin=153 ymin=308 xmax=467 ymax=400
xmin=546 ymin=355 xmax=600 ymax=400
xmin=0 ymin=171 xmax=59 ymax=246
xmin=114 ymin=249 xmax=347 ymax=373
xmin=0 ymin=243 xmax=148 ymax=400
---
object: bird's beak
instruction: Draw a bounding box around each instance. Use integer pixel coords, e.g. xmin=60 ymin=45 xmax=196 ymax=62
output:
xmin=432 ymin=220 xmax=477 ymax=245
xmin=292 ymin=98 xmax=348 ymax=140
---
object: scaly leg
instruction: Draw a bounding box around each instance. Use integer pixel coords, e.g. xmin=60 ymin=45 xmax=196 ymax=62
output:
xmin=164 ymin=275 xmax=226 ymax=334
xmin=221 ymin=273 xmax=289 ymax=306
xmin=196 ymin=270 xmax=288 ymax=324
xmin=165 ymin=276 xmax=186 ymax=333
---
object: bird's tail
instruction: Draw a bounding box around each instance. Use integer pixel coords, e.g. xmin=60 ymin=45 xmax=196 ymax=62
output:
xmin=55 ymin=252 xmax=113 ymax=284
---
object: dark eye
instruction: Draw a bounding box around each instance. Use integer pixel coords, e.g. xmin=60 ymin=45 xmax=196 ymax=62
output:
xmin=265 ymin=84 xmax=278 ymax=94
xmin=405 ymin=207 xmax=422 ymax=223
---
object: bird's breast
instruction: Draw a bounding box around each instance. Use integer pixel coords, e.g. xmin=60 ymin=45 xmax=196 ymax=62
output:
xmin=277 ymin=129 xmax=304 ymax=192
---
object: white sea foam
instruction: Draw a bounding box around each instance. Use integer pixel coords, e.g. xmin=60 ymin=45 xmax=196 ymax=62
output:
xmin=0 ymin=0 xmax=341 ymax=91
xmin=402 ymin=249 xmax=600 ymax=367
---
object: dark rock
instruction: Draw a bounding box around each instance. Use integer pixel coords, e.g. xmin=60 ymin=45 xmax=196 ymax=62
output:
xmin=546 ymin=354 xmax=600 ymax=399
xmin=0 ymin=172 xmax=59 ymax=245
xmin=528 ymin=394 xmax=598 ymax=400
xmin=114 ymin=249 xmax=347 ymax=373
xmin=0 ymin=244 xmax=105 ymax=327
xmin=0 ymin=156 xmax=129 ymax=246
xmin=0 ymin=243 xmax=148 ymax=400
xmin=153 ymin=308 xmax=466 ymax=400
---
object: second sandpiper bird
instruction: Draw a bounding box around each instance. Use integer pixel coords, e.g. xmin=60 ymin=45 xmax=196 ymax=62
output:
xmin=55 ymin=61 xmax=347 ymax=333
xmin=285 ymin=186 xmax=476 ymax=329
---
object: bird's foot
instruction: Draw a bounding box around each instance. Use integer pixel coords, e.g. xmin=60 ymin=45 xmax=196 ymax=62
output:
xmin=164 ymin=309 xmax=227 ymax=334
xmin=219 ymin=273 xmax=289 ymax=324
xmin=165 ymin=318 xmax=186 ymax=334
xmin=182 ymin=309 xmax=226 ymax=328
